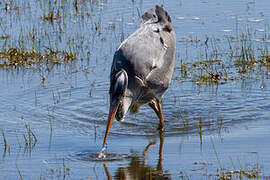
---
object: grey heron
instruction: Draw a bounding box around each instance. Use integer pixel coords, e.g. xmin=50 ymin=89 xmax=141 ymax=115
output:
xmin=102 ymin=5 xmax=176 ymax=150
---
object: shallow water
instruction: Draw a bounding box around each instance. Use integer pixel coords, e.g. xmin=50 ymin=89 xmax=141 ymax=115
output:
xmin=0 ymin=0 xmax=270 ymax=179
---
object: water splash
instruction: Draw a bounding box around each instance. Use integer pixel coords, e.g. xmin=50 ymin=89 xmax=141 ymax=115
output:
xmin=98 ymin=147 xmax=107 ymax=159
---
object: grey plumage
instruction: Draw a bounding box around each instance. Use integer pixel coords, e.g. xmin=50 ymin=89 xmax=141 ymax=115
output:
xmin=102 ymin=5 xmax=176 ymax=149
xmin=111 ymin=5 xmax=176 ymax=120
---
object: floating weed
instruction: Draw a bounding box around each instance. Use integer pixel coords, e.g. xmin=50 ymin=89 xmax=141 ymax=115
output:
xmin=0 ymin=35 xmax=10 ymax=39
xmin=205 ymin=161 xmax=263 ymax=179
xmin=0 ymin=48 xmax=43 ymax=68
xmin=222 ymin=168 xmax=260 ymax=179
xmin=0 ymin=47 xmax=76 ymax=84
xmin=191 ymin=59 xmax=227 ymax=85
xmin=258 ymin=54 xmax=270 ymax=67
xmin=176 ymin=27 xmax=270 ymax=87
xmin=43 ymin=10 xmax=60 ymax=22
xmin=179 ymin=62 xmax=188 ymax=78
xmin=189 ymin=161 xmax=266 ymax=179
xmin=187 ymin=143 xmax=266 ymax=179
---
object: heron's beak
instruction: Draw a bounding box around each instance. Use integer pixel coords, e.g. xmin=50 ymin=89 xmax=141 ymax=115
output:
xmin=102 ymin=101 xmax=120 ymax=149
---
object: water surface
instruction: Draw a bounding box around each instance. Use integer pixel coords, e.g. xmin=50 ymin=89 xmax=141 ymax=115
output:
xmin=0 ymin=0 xmax=270 ymax=179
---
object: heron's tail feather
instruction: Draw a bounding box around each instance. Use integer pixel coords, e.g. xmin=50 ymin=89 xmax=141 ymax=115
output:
xmin=155 ymin=5 xmax=172 ymax=32
xmin=155 ymin=5 xmax=171 ymax=24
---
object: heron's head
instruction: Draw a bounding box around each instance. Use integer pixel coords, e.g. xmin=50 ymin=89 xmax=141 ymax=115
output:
xmin=102 ymin=69 xmax=129 ymax=149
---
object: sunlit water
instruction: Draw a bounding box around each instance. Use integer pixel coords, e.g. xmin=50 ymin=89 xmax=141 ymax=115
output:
xmin=0 ymin=0 xmax=270 ymax=179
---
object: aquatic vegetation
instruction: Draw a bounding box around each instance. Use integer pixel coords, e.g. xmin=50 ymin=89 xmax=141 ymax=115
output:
xmin=0 ymin=47 xmax=77 ymax=85
xmin=201 ymin=161 xmax=264 ymax=179
xmin=16 ymin=165 xmax=23 ymax=180
xmin=175 ymin=26 xmax=270 ymax=87
xmin=190 ymin=59 xmax=226 ymax=85
xmin=43 ymin=10 xmax=60 ymax=22
xmin=1 ymin=119 xmax=38 ymax=157
xmin=1 ymin=129 xmax=8 ymax=152
xmin=23 ymin=122 xmax=38 ymax=148
xmin=0 ymin=0 xmax=270 ymax=179
xmin=39 ymin=159 xmax=70 ymax=179
xmin=0 ymin=48 xmax=76 ymax=69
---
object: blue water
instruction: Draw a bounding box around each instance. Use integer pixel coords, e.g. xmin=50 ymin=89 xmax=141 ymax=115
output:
xmin=0 ymin=0 xmax=270 ymax=179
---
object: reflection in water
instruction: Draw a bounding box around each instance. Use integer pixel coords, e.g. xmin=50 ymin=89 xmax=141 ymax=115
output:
xmin=104 ymin=163 xmax=112 ymax=180
xmin=104 ymin=132 xmax=171 ymax=180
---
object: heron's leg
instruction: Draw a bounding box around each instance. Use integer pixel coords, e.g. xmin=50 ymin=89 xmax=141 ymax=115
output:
xmin=103 ymin=163 xmax=112 ymax=180
xmin=148 ymin=99 xmax=165 ymax=131
xmin=156 ymin=98 xmax=165 ymax=131
xmin=148 ymin=100 xmax=159 ymax=116
xmin=157 ymin=130 xmax=164 ymax=172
